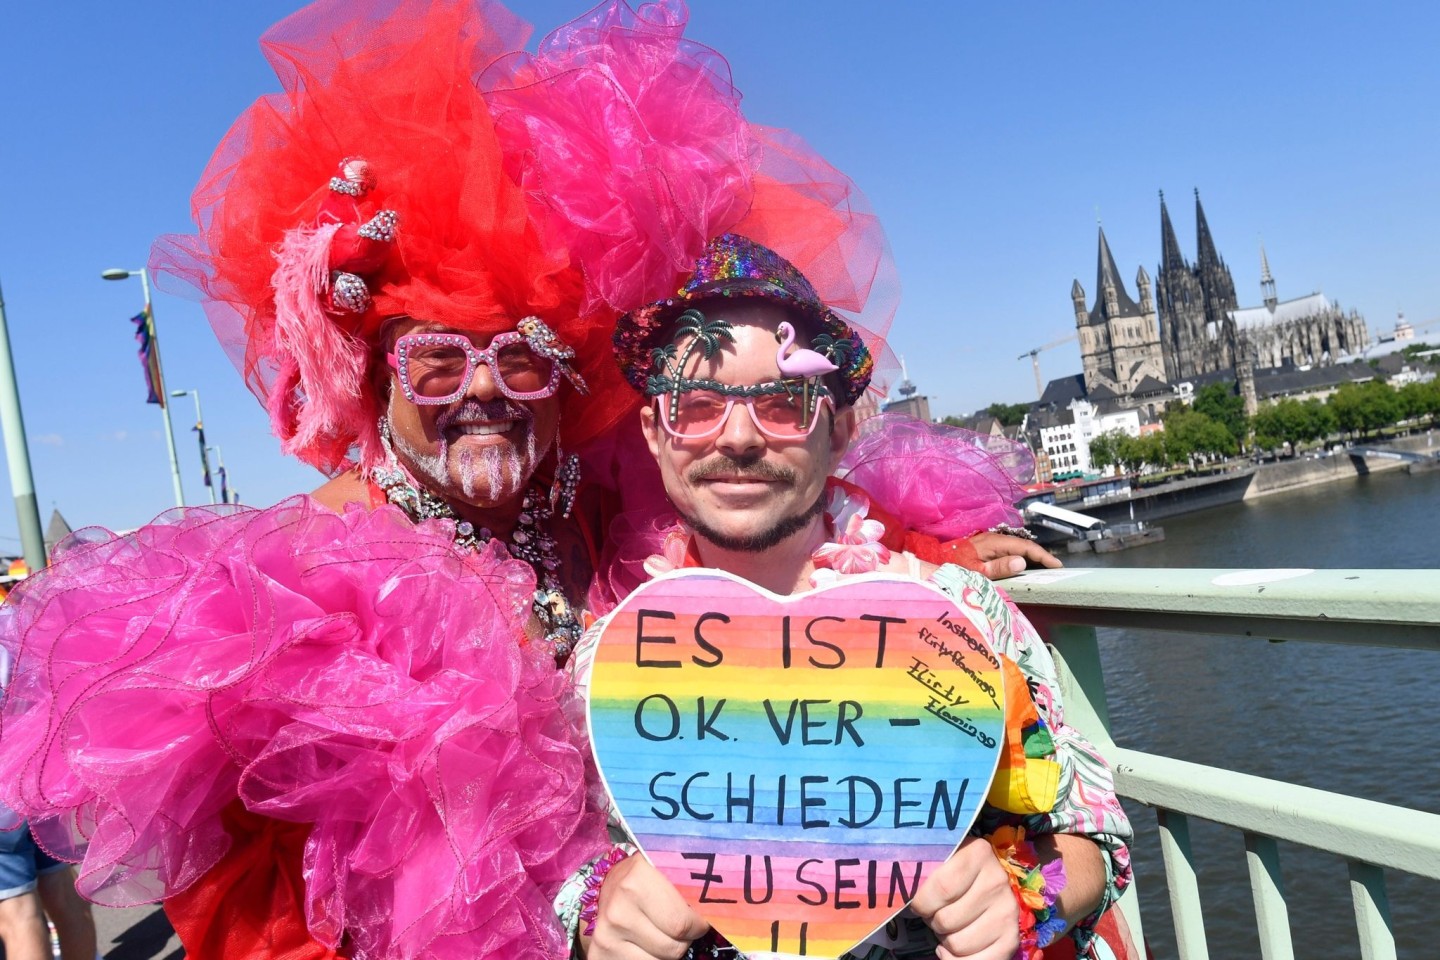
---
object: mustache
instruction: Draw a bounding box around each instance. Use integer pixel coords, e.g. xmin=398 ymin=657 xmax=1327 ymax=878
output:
xmin=435 ymin=399 xmax=534 ymax=432
xmin=686 ymin=454 xmax=796 ymax=484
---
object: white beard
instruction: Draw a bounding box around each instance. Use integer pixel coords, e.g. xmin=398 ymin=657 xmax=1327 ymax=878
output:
xmin=386 ymin=394 xmax=543 ymax=507
xmin=453 ymin=427 xmax=540 ymax=502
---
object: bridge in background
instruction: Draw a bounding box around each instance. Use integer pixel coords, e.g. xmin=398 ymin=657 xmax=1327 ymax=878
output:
xmin=1010 ymin=567 xmax=1440 ymax=960
xmin=1347 ymin=445 xmax=1437 ymax=463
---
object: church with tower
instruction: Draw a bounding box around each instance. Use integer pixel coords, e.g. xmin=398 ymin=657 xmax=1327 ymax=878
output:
xmin=1069 ymin=190 xmax=1368 ymax=401
xmin=1069 ymin=229 xmax=1166 ymax=397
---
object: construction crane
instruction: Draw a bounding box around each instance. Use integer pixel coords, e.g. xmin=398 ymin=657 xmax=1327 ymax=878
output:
xmin=1017 ymin=333 xmax=1078 ymax=400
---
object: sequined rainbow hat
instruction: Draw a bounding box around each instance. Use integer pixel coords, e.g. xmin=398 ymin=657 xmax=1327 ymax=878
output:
xmin=612 ymin=233 xmax=874 ymax=405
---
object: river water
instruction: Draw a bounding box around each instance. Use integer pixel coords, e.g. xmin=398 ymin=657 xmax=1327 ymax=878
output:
xmin=1060 ymin=466 xmax=1440 ymax=958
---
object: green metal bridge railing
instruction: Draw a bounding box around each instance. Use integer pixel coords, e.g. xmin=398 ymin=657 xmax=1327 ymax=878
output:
xmin=1007 ymin=567 xmax=1440 ymax=960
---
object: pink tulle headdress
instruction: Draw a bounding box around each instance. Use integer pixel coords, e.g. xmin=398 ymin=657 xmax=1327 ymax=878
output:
xmin=483 ymin=1 xmax=900 ymax=400
xmin=604 ymin=128 xmax=903 ymax=410
xmin=483 ymin=0 xmax=756 ymax=316
xmin=836 ymin=413 xmax=1036 ymax=539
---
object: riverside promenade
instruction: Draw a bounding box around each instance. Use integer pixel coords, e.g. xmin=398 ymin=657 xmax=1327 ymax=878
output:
xmin=1244 ymin=431 xmax=1437 ymax=497
xmin=1031 ymin=431 xmax=1438 ymax=537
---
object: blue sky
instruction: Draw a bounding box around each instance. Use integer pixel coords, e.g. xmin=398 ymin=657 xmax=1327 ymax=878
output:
xmin=1 ymin=0 xmax=1436 ymax=545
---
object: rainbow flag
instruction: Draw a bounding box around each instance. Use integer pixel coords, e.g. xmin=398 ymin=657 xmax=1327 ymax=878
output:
xmin=130 ymin=305 xmax=165 ymax=406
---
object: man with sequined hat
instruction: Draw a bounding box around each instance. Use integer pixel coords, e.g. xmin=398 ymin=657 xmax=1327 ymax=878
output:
xmin=569 ymin=232 xmax=1136 ymax=960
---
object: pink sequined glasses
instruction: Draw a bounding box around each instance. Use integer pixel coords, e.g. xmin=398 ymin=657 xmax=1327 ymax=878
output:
xmin=387 ymin=331 xmax=560 ymax=403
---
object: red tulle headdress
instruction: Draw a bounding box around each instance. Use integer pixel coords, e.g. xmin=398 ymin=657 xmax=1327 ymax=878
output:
xmin=151 ymin=0 xmax=635 ymax=473
xmin=152 ymin=0 xmax=897 ymax=473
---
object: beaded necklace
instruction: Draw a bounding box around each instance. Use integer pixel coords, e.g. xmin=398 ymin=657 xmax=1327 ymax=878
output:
xmin=371 ymin=457 xmax=583 ymax=664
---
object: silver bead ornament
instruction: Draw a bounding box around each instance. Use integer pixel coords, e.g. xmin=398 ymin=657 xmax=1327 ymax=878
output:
xmin=358 ymin=210 xmax=398 ymax=242
xmin=330 ymin=271 xmax=372 ymax=314
xmin=329 ymin=157 xmax=374 ymax=196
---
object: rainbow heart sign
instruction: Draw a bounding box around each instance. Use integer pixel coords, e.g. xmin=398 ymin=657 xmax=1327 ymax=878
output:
xmin=587 ymin=570 xmax=1006 ymax=959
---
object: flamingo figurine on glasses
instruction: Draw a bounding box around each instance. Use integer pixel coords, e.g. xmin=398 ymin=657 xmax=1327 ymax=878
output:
xmin=775 ymin=321 xmax=840 ymax=378
xmin=775 ymin=321 xmax=839 ymax=429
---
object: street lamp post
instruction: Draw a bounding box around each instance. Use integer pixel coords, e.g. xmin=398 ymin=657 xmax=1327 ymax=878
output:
xmin=102 ymin=267 xmax=185 ymax=508
xmin=171 ymin=388 xmax=216 ymax=504
xmin=0 ymin=276 xmax=48 ymax=570
xmin=206 ymin=445 xmax=235 ymax=504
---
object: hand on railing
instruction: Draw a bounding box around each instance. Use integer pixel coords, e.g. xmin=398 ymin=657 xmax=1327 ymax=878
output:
xmin=969 ymin=532 xmax=1063 ymax=580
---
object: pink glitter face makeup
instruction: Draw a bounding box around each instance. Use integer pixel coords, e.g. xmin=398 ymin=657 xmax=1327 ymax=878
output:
xmin=388 ymin=395 xmax=551 ymax=509
xmin=446 ymin=401 xmax=542 ymax=503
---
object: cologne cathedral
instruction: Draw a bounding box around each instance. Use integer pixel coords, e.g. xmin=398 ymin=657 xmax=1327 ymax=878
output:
xmin=1071 ymin=190 xmax=1368 ymax=398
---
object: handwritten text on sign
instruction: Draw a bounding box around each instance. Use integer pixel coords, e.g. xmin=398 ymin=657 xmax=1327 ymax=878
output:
xmin=588 ymin=571 xmax=1006 ymax=959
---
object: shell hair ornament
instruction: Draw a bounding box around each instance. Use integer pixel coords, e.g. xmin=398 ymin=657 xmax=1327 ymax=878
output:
xmin=318 ymin=157 xmax=399 ymax=315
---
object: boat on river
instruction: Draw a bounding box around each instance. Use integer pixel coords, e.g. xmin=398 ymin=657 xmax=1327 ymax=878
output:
xmin=1087 ymin=522 xmax=1165 ymax=554
xmin=1026 ymin=500 xmax=1166 ymax=554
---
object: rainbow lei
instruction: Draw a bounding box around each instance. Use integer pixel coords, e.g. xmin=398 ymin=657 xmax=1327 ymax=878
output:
xmin=579 ymin=846 xmax=633 ymax=936
xmin=987 ymin=825 xmax=1068 ymax=958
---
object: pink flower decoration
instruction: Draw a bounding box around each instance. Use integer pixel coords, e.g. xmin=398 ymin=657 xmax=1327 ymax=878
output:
xmin=811 ymin=487 xmax=891 ymax=577
xmin=643 ymin=527 xmax=691 ymax=578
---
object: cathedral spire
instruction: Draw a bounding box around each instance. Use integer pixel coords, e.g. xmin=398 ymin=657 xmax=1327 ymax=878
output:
xmin=1195 ymin=188 xmax=1221 ymax=268
xmin=1159 ymin=189 xmax=1186 ymax=272
xmin=1259 ymin=239 xmax=1277 ymax=311
xmin=1091 ymin=225 xmax=1140 ymax=321
xmin=1096 ymin=226 xmax=1120 ymax=293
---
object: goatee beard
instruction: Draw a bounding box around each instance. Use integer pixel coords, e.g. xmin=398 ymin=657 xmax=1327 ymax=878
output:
xmin=678 ymin=490 xmax=826 ymax=553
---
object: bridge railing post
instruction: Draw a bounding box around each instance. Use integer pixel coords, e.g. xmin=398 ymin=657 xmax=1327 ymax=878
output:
xmin=1031 ymin=619 xmax=1147 ymax=948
